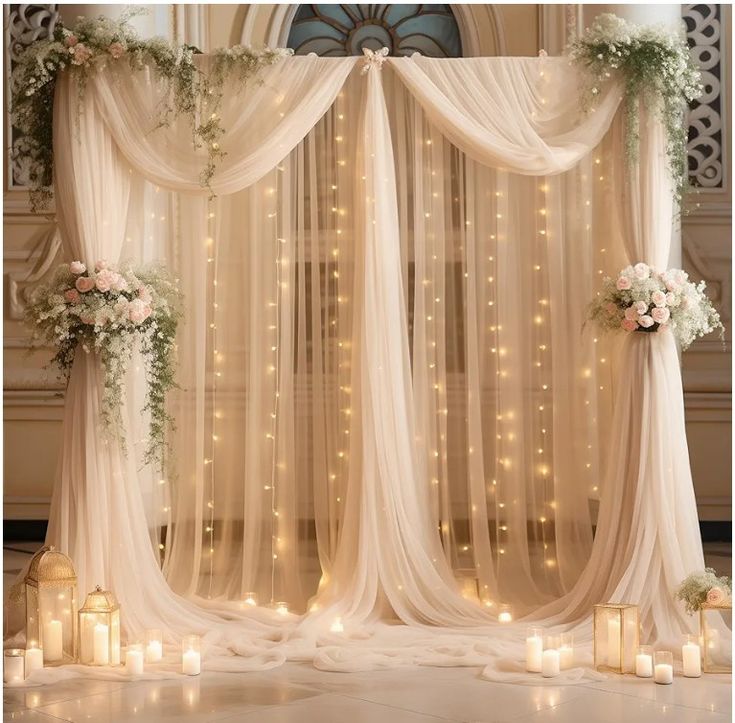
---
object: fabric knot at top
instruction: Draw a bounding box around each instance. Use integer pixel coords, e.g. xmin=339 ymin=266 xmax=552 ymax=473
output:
xmin=361 ymin=47 xmax=389 ymax=75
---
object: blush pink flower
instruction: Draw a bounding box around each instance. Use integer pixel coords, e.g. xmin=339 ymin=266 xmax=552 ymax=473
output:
xmin=75 ymin=276 xmax=96 ymax=293
xmin=651 ymin=290 xmax=667 ymax=307
xmin=651 ymin=307 xmax=670 ymax=324
xmin=69 ymin=261 xmax=86 ymax=275
xmin=665 ymin=279 xmax=680 ymax=292
xmin=65 ymin=34 xmax=78 ymax=47
xmin=108 ymin=42 xmax=125 ymax=59
xmin=95 ymin=269 xmax=116 ymax=292
xmin=64 ymin=289 xmax=81 ymax=304
xmin=638 ymin=315 xmax=654 ymax=328
xmin=616 ymin=276 xmax=632 ymax=291
xmin=128 ymin=299 xmax=152 ymax=324
xmin=95 ymin=259 xmax=109 ymax=272
xmin=70 ymin=43 xmax=92 ymax=66
xmin=634 ymin=301 xmax=648 ymax=316
xmin=633 ymin=262 xmax=650 ymax=280
xmin=624 ymin=306 xmax=638 ymax=321
xmin=621 ymin=318 xmax=638 ymax=332
xmin=665 ymin=292 xmax=679 ymax=307
xmin=110 ymin=272 xmax=128 ymax=292
xmin=706 ymin=587 xmax=726 ymax=606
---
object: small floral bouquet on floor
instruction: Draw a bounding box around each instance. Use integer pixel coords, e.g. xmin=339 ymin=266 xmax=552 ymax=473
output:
xmin=25 ymin=259 xmax=182 ymax=467
xmin=588 ymin=262 xmax=724 ymax=350
xmin=675 ymin=569 xmax=732 ymax=615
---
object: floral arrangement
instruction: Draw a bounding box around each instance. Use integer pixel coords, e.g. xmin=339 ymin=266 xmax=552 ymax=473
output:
xmin=675 ymin=569 xmax=732 ymax=615
xmin=588 ymin=262 xmax=723 ymax=350
xmin=11 ymin=7 xmax=290 ymax=211
xmin=569 ymin=13 xmax=702 ymax=202
xmin=25 ymin=260 xmax=182 ymax=468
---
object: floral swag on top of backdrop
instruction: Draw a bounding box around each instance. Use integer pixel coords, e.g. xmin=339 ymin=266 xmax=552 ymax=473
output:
xmin=7 ymin=6 xmax=729 ymax=688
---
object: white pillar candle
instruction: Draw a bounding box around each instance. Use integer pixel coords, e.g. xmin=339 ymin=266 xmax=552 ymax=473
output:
xmin=654 ymin=663 xmax=673 ymax=684
xmin=607 ymin=617 xmax=621 ymax=668
xmin=682 ymin=641 xmax=701 ymax=678
xmin=526 ymin=633 xmax=543 ymax=672
xmin=541 ymin=649 xmax=560 ymax=677
xmin=93 ymin=623 xmax=110 ymax=665
xmin=182 ymin=649 xmax=200 ymax=676
xmin=635 ymin=652 xmax=653 ymax=678
xmin=24 ymin=647 xmax=44 ymax=676
xmin=4 ymin=650 xmax=25 ymax=684
xmin=43 ymin=620 xmax=63 ymax=662
xmin=559 ymin=645 xmax=574 ymax=670
xmin=125 ymin=648 xmax=144 ymax=676
xmin=145 ymin=640 xmax=163 ymax=663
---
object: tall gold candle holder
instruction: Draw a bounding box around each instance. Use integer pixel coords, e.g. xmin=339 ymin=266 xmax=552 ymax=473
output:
xmin=593 ymin=603 xmax=639 ymax=674
xmin=700 ymin=601 xmax=732 ymax=673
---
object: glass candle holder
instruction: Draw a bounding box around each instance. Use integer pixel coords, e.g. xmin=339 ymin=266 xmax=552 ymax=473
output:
xmin=181 ymin=635 xmax=201 ymax=676
xmin=654 ymin=650 xmax=674 ymax=684
xmin=145 ymin=629 xmax=163 ymax=663
xmin=24 ymin=642 xmax=44 ymax=677
xmin=559 ymin=632 xmax=574 ymax=670
xmin=274 ymin=601 xmax=289 ymax=616
xmin=125 ymin=643 xmax=145 ymax=676
xmin=682 ymin=634 xmax=701 ymax=678
xmin=243 ymin=592 xmax=258 ymax=607
xmin=497 ymin=604 xmax=512 ymax=623
xmin=525 ymin=627 xmax=543 ymax=672
xmin=4 ymin=649 xmax=25 ymax=685
xmin=541 ymin=636 xmax=560 ymax=678
xmin=593 ymin=603 xmax=639 ymax=673
xmin=700 ymin=603 xmax=732 ymax=673
xmin=635 ymin=645 xmax=653 ymax=678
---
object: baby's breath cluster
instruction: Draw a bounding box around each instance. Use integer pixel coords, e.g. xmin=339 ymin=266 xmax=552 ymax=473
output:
xmin=569 ymin=13 xmax=702 ymax=203
xmin=675 ymin=569 xmax=732 ymax=615
xmin=11 ymin=8 xmax=289 ymax=211
xmin=25 ymin=260 xmax=182 ymax=469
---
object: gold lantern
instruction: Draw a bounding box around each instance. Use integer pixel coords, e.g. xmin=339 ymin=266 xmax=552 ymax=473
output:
xmin=700 ymin=602 xmax=732 ymax=673
xmin=593 ymin=603 xmax=640 ymax=674
xmin=78 ymin=586 xmax=121 ymax=666
xmin=23 ymin=545 xmax=78 ymax=665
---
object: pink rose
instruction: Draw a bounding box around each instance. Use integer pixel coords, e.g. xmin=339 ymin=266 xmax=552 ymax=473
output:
xmin=638 ymin=315 xmax=654 ymax=328
xmin=69 ymin=261 xmax=86 ymax=275
xmin=75 ymin=276 xmax=95 ymax=293
xmin=95 ymin=269 xmax=116 ymax=293
xmin=706 ymin=587 xmax=726 ymax=606
xmin=634 ymin=301 xmax=648 ymax=316
xmin=665 ymin=279 xmax=680 ymax=292
xmin=651 ymin=307 xmax=670 ymax=324
xmin=65 ymin=35 xmax=78 ymax=47
xmin=651 ymin=290 xmax=667 ymax=307
xmin=108 ymin=42 xmax=125 ymax=59
xmin=70 ymin=43 xmax=92 ymax=66
xmin=621 ymin=318 xmax=638 ymax=332
xmin=633 ymin=262 xmax=650 ymax=280
xmin=95 ymin=260 xmax=109 ymax=272
xmin=110 ymin=272 xmax=128 ymax=292
xmin=624 ymin=306 xmax=638 ymax=321
xmin=616 ymin=276 xmax=632 ymax=291
xmin=64 ymin=289 xmax=81 ymax=304
xmin=128 ymin=299 xmax=152 ymax=324
xmin=665 ymin=292 xmax=679 ymax=307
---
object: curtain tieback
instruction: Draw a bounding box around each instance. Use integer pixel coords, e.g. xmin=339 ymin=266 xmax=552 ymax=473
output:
xmin=361 ymin=47 xmax=389 ymax=75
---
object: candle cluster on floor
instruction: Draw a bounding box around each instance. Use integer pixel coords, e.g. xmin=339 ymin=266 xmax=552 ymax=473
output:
xmin=525 ymin=629 xmax=575 ymax=677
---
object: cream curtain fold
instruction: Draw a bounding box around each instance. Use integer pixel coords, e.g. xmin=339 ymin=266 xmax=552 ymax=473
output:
xmin=28 ymin=52 xmax=706 ymax=681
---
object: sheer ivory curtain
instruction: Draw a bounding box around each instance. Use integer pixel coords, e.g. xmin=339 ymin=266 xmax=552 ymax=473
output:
xmin=26 ymin=52 xmax=709 ymax=679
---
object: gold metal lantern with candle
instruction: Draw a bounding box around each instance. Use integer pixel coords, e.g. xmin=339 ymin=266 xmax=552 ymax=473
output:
xmin=593 ymin=603 xmax=640 ymax=674
xmin=700 ymin=601 xmax=732 ymax=673
xmin=78 ymin=586 xmax=121 ymax=666
xmin=23 ymin=545 xmax=78 ymax=665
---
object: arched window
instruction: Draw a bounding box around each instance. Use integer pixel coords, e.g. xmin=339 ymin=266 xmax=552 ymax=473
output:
xmin=286 ymin=4 xmax=462 ymax=57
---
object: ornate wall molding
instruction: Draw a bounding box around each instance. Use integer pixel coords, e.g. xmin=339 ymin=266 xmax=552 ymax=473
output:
xmin=684 ymin=4 xmax=726 ymax=191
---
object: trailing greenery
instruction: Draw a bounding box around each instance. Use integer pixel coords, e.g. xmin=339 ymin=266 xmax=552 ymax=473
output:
xmin=11 ymin=7 xmax=290 ymax=211
xmin=25 ymin=260 xmax=182 ymax=469
xmin=569 ymin=13 xmax=703 ymax=204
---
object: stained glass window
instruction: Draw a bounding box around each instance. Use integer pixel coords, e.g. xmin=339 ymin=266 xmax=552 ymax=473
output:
xmin=286 ymin=4 xmax=462 ymax=58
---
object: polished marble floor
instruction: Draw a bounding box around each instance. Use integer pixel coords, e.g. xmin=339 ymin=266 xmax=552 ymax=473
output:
xmin=4 ymin=541 xmax=732 ymax=723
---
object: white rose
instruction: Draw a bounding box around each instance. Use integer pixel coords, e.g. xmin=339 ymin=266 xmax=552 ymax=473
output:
xmin=633 ymin=262 xmax=650 ymax=280
xmin=69 ymin=261 xmax=86 ymax=275
xmin=638 ymin=315 xmax=654 ymax=328
xmin=128 ymin=299 xmax=152 ymax=324
xmin=651 ymin=307 xmax=670 ymax=324
xmin=634 ymin=301 xmax=648 ymax=316
xmin=665 ymin=292 xmax=679 ymax=307
xmin=651 ymin=290 xmax=667 ymax=307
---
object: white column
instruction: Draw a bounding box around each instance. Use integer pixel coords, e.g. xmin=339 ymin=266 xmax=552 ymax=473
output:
xmin=59 ymin=4 xmax=172 ymax=40
xmin=582 ymin=3 xmax=683 ymax=268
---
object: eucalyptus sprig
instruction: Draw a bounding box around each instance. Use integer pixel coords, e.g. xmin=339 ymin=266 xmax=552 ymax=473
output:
xmin=569 ymin=13 xmax=703 ymax=204
xmin=11 ymin=8 xmax=288 ymax=211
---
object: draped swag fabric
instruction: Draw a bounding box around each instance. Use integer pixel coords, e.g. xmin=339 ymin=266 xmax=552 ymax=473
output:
xmin=36 ymin=52 xmax=709 ymax=677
